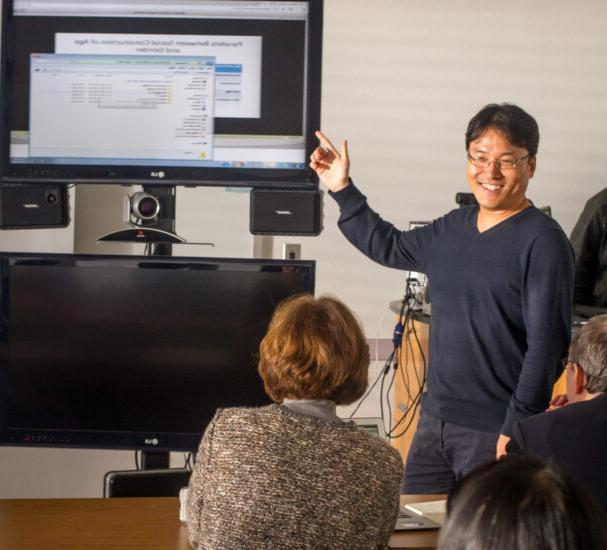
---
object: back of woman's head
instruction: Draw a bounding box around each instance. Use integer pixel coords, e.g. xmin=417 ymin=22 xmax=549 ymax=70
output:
xmin=438 ymin=455 xmax=607 ymax=550
xmin=258 ymin=294 xmax=369 ymax=405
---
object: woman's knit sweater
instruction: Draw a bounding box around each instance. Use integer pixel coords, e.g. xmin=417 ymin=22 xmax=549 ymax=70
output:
xmin=186 ymin=404 xmax=403 ymax=549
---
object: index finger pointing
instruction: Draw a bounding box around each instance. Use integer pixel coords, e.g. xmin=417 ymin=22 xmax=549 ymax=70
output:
xmin=315 ymin=130 xmax=340 ymax=156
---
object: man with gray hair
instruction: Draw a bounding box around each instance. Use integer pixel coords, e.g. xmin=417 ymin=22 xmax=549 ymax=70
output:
xmin=507 ymin=314 xmax=607 ymax=510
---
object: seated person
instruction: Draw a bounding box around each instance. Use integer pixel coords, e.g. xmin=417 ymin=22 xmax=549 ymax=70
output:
xmin=506 ymin=314 xmax=607 ymax=511
xmin=186 ymin=294 xmax=403 ymax=550
xmin=438 ymin=455 xmax=607 ymax=550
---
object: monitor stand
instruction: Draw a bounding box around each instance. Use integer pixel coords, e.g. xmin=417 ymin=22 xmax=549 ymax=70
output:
xmin=126 ymin=185 xmax=177 ymax=475
xmin=142 ymin=184 xmax=177 ymax=256
xmin=139 ymin=192 xmax=183 ymax=473
xmin=141 ymin=450 xmax=170 ymax=470
xmin=103 ymin=187 xmax=192 ymax=495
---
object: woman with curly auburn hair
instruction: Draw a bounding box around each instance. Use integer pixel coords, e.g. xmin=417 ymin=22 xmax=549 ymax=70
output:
xmin=187 ymin=294 xmax=403 ymax=550
xmin=258 ymin=293 xmax=369 ymax=405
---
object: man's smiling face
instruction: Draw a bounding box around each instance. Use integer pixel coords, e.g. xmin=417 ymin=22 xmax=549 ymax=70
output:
xmin=467 ymin=127 xmax=536 ymax=214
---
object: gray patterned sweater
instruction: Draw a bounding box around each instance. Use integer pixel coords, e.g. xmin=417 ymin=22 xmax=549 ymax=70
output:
xmin=186 ymin=404 xmax=403 ymax=549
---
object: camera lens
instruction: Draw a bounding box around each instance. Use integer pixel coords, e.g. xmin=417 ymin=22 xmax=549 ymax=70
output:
xmin=46 ymin=192 xmax=57 ymax=205
xmin=138 ymin=197 xmax=158 ymax=217
xmin=131 ymin=192 xmax=160 ymax=220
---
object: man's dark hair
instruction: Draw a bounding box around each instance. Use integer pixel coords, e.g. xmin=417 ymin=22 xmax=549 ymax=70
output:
xmin=438 ymin=455 xmax=607 ymax=550
xmin=466 ymin=103 xmax=540 ymax=157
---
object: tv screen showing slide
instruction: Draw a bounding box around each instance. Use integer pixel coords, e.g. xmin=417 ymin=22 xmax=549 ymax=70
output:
xmin=0 ymin=0 xmax=322 ymax=187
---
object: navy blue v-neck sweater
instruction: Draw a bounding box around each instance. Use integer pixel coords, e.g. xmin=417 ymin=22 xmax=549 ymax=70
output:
xmin=333 ymin=183 xmax=574 ymax=435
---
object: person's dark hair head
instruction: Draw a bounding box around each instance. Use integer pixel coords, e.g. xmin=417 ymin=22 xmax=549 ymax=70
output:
xmin=258 ymin=294 xmax=369 ymax=405
xmin=466 ymin=103 xmax=540 ymax=157
xmin=568 ymin=314 xmax=607 ymax=394
xmin=438 ymin=455 xmax=607 ymax=550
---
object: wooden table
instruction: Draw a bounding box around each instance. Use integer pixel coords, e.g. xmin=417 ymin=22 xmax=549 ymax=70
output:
xmin=0 ymin=495 xmax=443 ymax=549
xmin=0 ymin=497 xmax=189 ymax=550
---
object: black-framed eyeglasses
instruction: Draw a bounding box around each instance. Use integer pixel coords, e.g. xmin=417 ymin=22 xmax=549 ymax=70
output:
xmin=467 ymin=153 xmax=530 ymax=171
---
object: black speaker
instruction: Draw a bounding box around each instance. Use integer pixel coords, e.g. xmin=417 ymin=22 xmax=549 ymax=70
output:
xmin=250 ymin=189 xmax=323 ymax=236
xmin=0 ymin=184 xmax=69 ymax=229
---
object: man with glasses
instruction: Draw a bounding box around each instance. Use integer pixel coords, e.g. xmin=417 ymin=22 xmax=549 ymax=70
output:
xmin=310 ymin=103 xmax=574 ymax=493
xmin=507 ymin=315 xmax=607 ymax=511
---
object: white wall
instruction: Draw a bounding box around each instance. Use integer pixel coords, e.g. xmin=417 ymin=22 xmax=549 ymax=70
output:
xmin=3 ymin=0 xmax=607 ymax=497
xmin=273 ymin=0 xmax=607 ymax=332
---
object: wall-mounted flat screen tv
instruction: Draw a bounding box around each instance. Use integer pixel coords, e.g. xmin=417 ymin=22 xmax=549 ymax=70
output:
xmin=0 ymin=0 xmax=322 ymax=188
xmin=0 ymin=253 xmax=315 ymax=452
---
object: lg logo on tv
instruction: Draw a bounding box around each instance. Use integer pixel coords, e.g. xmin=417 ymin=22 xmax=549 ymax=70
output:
xmin=144 ymin=438 xmax=159 ymax=446
xmin=150 ymin=171 xmax=165 ymax=178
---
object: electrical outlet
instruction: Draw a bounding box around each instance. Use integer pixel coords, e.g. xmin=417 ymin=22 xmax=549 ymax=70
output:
xmin=283 ymin=243 xmax=301 ymax=260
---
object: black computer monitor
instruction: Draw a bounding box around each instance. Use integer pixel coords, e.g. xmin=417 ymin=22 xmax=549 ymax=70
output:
xmin=0 ymin=0 xmax=322 ymax=188
xmin=0 ymin=252 xmax=315 ymax=452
